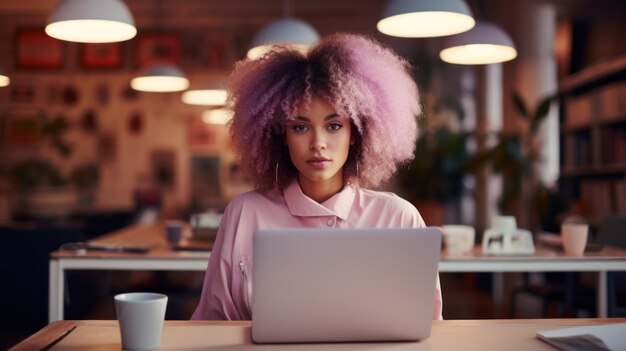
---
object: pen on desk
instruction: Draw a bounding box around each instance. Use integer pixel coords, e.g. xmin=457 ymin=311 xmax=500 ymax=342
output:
xmin=89 ymin=244 xmax=151 ymax=253
xmin=40 ymin=325 xmax=76 ymax=351
xmin=60 ymin=242 xmax=151 ymax=254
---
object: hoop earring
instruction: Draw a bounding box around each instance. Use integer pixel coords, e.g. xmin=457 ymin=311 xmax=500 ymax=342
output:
xmin=275 ymin=161 xmax=280 ymax=187
xmin=351 ymin=147 xmax=359 ymax=179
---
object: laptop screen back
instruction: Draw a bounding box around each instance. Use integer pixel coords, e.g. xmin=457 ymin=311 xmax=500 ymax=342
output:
xmin=251 ymin=227 xmax=442 ymax=343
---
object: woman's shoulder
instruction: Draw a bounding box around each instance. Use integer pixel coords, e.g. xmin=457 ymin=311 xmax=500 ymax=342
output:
xmin=356 ymin=187 xmax=424 ymax=226
xmin=357 ymin=187 xmax=417 ymax=213
xmin=224 ymin=188 xmax=283 ymax=212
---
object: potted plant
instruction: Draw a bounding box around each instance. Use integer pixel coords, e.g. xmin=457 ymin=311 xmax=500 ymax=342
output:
xmin=396 ymin=54 xmax=471 ymax=225
xmin=398 ymin=121 xmax=470 ymax=226
xmin=10 ymin=158 xmax=78 ymax=219
xmin=70 ymin=163 xmax=100 ymax=208
xmin=6 ymin=114 xmax=98 ymax=219
xmin=468 ymin=92 xmax=561 ymax=230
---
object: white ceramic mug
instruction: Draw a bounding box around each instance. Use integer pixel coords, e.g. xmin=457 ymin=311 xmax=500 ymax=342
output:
xmin=115 ymin=292 xmax=168 ymax=350
xmin=561 ymin=223 xmax=588 ymax=256
xmin=442 ymin=225 xmax=475 ymax=255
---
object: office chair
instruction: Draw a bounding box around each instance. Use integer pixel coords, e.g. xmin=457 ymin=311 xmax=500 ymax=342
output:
xmin=595 ymin=214 xmax=626 ymax=317
xmin=510 ymin=272 xmax=595 ymax=318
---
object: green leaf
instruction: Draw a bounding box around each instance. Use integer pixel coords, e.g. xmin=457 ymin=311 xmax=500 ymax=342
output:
xmin=512 ymin=92 xmax=529 ymax=118
xmin=531 ymin=96 xmax=554 ymax=132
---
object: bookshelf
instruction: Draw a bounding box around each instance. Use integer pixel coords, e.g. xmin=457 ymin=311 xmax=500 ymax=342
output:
xmin=558 ymin=55 xmax=626 ymax=228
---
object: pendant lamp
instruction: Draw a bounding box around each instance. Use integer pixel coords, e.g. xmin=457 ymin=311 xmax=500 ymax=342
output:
xmin=247 ymin=18 xmax=320 ymax=60
xmin=182 ymin=88 xmax=228 ymax=106
xmin=202 ymin=109 xmax=233 ymax=125
xmin=377 ymin=0 xmax=475 ymax=38
xmin=440 ymin=21 xmax=517 ymax=65
xmin=130 ymin=0 xmax=188 ymax=93
xmin=247 ymin=0 xmax=319 ymax=60
xmin=131 ymin=64 xmax=190 ymax=93
xmin=0 ymin=70 xmax=9 ymax=87
xmin=46 ymin=0 xmax=136 ymax=43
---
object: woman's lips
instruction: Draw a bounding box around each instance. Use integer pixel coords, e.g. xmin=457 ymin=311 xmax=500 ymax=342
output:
xmin=307 ymin=157 xmax=331 ymax=169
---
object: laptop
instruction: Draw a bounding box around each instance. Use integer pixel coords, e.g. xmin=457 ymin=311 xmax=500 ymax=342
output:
xmin=251 ymin=227 xmax=442 ymax=343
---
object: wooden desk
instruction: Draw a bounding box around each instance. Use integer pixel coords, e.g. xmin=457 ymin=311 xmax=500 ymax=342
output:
xmin=11 ymin=319 xmax=626 ymax=351
xmin=48 ymin=224 xmax=626 ymax=322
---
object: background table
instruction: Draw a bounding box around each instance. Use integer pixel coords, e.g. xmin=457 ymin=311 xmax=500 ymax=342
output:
xmin=48 ymin=223 xmax=211 ymax=322
xmin=11 ymin=319 xmax=626 ymax=351
xmin=49 ymin=224 xmax=626 ymax=322
xmin=440 ymin=245 xmax=626 ymax=317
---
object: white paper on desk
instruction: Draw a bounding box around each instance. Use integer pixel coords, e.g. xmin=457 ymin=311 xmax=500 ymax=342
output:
xmin=537 ymin=323 xmax=626 ymax=351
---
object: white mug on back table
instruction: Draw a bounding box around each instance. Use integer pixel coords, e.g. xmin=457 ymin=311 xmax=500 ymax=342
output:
xmin=442 ymin=225 xmax=475 ymax=255
xmin=561 ymin=216 xmax=588 ymax=256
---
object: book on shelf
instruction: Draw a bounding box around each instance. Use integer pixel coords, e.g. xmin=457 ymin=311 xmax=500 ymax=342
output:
xmin=572 ymin=132 xmax=592 ymax=167
xmin=578 ymin=179 xmax=626 ymax=226
xmin=597 ymin=81 xmax=626 ymax=122
xmin=565 ymin=93 xmax=594 ymax=128
xmin=600 ymin=126 xmax=626 ymax=165
xmin=615 ymin=128 xmax=625 ymax=163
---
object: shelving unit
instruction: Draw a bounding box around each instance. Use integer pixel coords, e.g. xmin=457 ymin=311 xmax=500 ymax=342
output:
xmin=558 ymin=55 xmax=626 ymax=228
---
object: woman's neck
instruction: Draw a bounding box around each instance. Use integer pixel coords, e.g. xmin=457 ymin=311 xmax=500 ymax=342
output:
xmin=297 ymin=175 xmax=344 ymax=203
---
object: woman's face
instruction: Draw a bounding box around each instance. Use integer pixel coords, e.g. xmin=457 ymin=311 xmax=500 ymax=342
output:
xmin=286 ymin=96 xmax=353 ymax=195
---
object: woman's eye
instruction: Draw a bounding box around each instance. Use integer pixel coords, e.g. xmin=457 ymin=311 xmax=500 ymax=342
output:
xmin=291 ymin=124 xmax=308 ymax=133
xmin=327 ymin=123 xmax=342 ymax=131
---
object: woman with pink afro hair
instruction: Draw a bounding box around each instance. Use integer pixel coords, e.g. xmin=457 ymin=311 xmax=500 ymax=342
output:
xmin=229 ymin=32 xmax=419 ymax=189
xmin=192 ymin=33 xmax=443 ymax=321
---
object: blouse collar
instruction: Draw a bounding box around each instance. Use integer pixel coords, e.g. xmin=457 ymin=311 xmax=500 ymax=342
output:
xmin=283 ymin=180 xmax=355 ymax=221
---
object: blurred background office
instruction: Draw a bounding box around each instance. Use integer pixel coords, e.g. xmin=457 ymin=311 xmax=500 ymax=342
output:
xmin=1 ymin=0 xmax=625 ymax=348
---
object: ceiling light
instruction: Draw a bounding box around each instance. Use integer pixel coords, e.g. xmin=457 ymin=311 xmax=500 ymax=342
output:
xmin=247 ymin=18 xmax=320 ymax=59
xmin=182 ymin=89 xmax=228 ymax=106
xmin=440 ymin=21 xmax=517 ymax=65
xmin=202 ymin=109 xmax=233 ymax=125
xmin=131 ymin=63 xmax=190 ymax=92
xmin=0 ymin=71 xmax=9 ymax=87
xmin=377 ymin=0 xmax=475 ymax=38
xmin=46 ymin=0 xmax=136 ymax=43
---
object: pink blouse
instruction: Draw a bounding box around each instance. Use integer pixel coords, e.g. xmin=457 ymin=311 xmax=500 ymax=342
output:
xmin=191 ymin=180 xmax=443 ymax=320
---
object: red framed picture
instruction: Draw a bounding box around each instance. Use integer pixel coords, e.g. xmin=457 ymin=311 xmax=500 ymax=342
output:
xmin=1 ymin=109 xmax=44 ymax=146
xmin=151 ymin=149 xmax=176 ymax=188
xmin=81 ymin=43 xmax=123 ymax=69
xmin=15 ymin=28 xmax=64 ymax=69
xmin=135 ymin=33 xmax=181 ymax=68
xmin=187 ymin=115 xmax=217 ymax=148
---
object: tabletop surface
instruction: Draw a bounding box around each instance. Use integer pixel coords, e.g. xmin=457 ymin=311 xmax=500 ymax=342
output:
xmin=10 ymin=319 xmax=626 ymax=351
xmin=50 ymin=222 xmax=626 ymax=261
xmin=50 ymin=222 xmax=212 ymax=260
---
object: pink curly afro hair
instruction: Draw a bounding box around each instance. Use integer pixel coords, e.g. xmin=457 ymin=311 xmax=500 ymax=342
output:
xmin=227 ymin=32 xmax=420 ymax=190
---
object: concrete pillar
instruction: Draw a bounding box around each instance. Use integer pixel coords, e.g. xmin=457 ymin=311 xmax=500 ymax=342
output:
xmin=475 ymin=63 xmax=504 ymax=233
xmin=484 ymin=64 xmax=504 ymax=227
xmin=513 ymin=0 xmax=559 ymax=187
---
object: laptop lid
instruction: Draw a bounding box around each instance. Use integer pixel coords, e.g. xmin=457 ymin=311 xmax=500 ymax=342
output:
xmin=251 ymin=227 xmax=442 ymax=343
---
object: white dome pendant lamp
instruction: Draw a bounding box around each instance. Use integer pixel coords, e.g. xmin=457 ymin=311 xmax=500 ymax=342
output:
xmin=46 ymin=0 xmax=136 ymax=43
xmin=202 ymin=109 xmax=234 ymax=125
xmin=130 ymin=0 xmax=189 ymax=93
xmin=182 ymin=88 xmax=228 ymax=106
xmin=131 ymin=63 xmax=190 ymax=93
xmin=440 ymin=20 xmax=517 ymax=65
xmin=247 ymin=0 xmax=320 ymax=59
xmin=0 ymin=70 xmax=10 ymax=87
xmin=377 ymin=0 xmax=475 ymax=38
